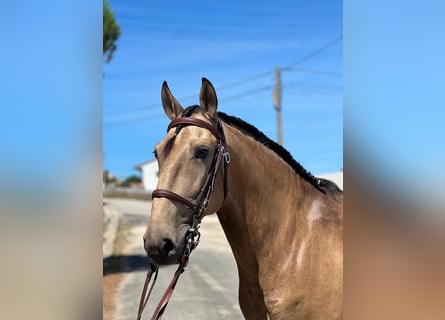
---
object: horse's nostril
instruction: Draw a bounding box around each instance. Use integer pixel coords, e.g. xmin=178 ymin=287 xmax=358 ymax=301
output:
xmin=160 ymin=238 xmax=175 ymax=257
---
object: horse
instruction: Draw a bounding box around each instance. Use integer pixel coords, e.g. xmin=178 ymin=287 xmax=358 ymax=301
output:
xmin=143 ymin=78 xmax=343 ymax=319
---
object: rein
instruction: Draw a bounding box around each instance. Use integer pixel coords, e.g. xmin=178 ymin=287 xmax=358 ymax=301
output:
xmin=136 ymin=117 xmax=230 ymax=320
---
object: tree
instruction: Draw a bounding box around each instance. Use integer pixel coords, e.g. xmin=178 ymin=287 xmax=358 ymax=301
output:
xmin=103 ymin=170 xmax=117 ymax=185
xmin=121 ymin=175 xmax=142 ymax=187
xmin=103 ymin=0 xmax=121 ymax=63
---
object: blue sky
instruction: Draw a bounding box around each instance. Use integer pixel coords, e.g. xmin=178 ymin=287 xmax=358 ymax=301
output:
xmin=1 ymin=1 xmax=101 ymax=191
xmin=103 ymin=0 xmax=343 ymax=179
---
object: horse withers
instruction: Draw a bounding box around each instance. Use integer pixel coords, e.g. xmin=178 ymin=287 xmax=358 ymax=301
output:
xmin=143 ymin=78 xmax=343 ymax=319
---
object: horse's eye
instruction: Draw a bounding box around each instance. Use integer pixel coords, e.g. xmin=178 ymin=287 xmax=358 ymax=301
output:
xmin=195 ymin=147 xmax=209 ymax=159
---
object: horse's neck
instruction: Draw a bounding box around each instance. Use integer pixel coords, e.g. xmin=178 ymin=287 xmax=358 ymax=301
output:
xmin=216 ymin=125 xmax=318 ymax=276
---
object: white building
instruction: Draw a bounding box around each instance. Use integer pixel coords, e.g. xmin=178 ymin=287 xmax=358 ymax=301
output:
xmin=134 ymin=159 xmax=159 ymax=192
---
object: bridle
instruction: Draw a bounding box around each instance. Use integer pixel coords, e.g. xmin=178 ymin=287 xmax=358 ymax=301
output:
xmin=136 ymin=116 xmax=230 ymax=320
xmin=152 ymin=117 xmax=230 ymax=223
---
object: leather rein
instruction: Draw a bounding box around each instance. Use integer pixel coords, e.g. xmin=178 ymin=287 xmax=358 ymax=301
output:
xmin=136 ymin=117 xmax=230 ymax=320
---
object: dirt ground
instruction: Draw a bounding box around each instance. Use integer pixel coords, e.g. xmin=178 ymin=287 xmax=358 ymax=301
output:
xmin=103 ymin=273 xmax=124 ymax=320
xmin=103 ymin=210 xmax=132 ymax=320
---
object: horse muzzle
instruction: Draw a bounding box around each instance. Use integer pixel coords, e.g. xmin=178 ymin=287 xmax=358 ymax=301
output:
xmin=143 ymin=231 xmax=186 ymax=265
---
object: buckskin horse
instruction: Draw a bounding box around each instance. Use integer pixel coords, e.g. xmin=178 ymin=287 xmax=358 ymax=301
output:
xmin=143 ymin=78 xmax=343 ymax=319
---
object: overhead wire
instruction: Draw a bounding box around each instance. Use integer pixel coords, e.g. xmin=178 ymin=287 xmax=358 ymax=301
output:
xmin=104 ymin=86 xmax=274 ymax=127
xmin=104 ymin=71 xmax=273 ymax=117
xmin=283 ymin=35 xmax=343 ymax=68
xmin=283 ymin=68 xmax=342 ymax=77
xmin=104 ymin=35 xmax=342 ymax=126
xmin=104 ymin=113 xmax=165 ymax=127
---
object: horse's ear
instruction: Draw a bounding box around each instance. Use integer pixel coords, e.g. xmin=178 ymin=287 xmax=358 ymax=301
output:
xmin=199 ymin=78 xmax=218 ymax=120
xmin=161 ymin=81 xmax=184 ymax=120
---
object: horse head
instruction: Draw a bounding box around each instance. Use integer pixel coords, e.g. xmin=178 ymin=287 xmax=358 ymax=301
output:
xmin=143 ymin=78 xmax=227 ymax=265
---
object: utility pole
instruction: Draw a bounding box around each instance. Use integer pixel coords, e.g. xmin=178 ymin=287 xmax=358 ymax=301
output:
xmin=273 ymin=65 xmax=283 ymax=145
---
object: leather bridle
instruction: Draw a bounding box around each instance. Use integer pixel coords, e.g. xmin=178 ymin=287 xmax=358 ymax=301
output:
xmin=136 ymin=117 xmax=230 ymax=320
xmin=152 ymin=117 xmax=230 ymax=223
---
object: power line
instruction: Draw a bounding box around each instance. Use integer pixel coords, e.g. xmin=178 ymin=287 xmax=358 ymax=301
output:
xmin=104 ymin=85 xmax=273 ymax=127
xmin=284 ymin=82 xmax=342 ymax=91
xmin=271 ymin=35 xmax=342 ymax=144
xmin=285 ymin=35 xmax=342 ymax=68
xmin=104 ymin=113 xmax=165 ymax=127
xmin=283 ymin=68 xmax=342 ymax=77
xmin=104 ymin=67 xmax=338 ymax=117
xmin=105 ymin=103 xmax=159 ymax=116
xmin=104 ymin=72 xmax=273 ymax=117
xmin=217 ymin=70 xmax=274 ymax=90
xmin=104 ymin=35 xmax=342 ymax=122
xmin=104 ymin=92 xmax=199 ymax=116
xmin=219 ymin=85 xmax=273 ymax=103
xmin=103 ymin=80 xmax=340 ymax=128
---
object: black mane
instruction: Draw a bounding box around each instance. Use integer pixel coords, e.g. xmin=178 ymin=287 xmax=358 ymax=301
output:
xmin=181 ymin=106 xmax=342 ymax=197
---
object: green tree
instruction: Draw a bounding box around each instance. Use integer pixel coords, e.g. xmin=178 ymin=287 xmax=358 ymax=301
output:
xmin=121 ymin=175 xmax=142 ymax=187
xmin=103 ymin=0 xmax=121 ymax=63
xmin=103 ymin=170 xmax=117 ymax=185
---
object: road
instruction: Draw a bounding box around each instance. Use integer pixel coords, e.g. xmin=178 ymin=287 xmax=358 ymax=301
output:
xmin=104 ymin=198 xmax=243 ymax=320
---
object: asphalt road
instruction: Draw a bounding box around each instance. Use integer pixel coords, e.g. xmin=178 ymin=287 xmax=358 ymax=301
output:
xmin=104 ymin=198 xmax=243 ymax=320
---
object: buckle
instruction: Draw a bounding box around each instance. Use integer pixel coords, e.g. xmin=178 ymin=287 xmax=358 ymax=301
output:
xmin=221 ymin=146 xmax=231 ymax=163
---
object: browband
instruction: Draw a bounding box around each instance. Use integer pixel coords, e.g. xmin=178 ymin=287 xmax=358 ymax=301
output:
xmin=168 ymin=117 xmax=225 ymax=142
